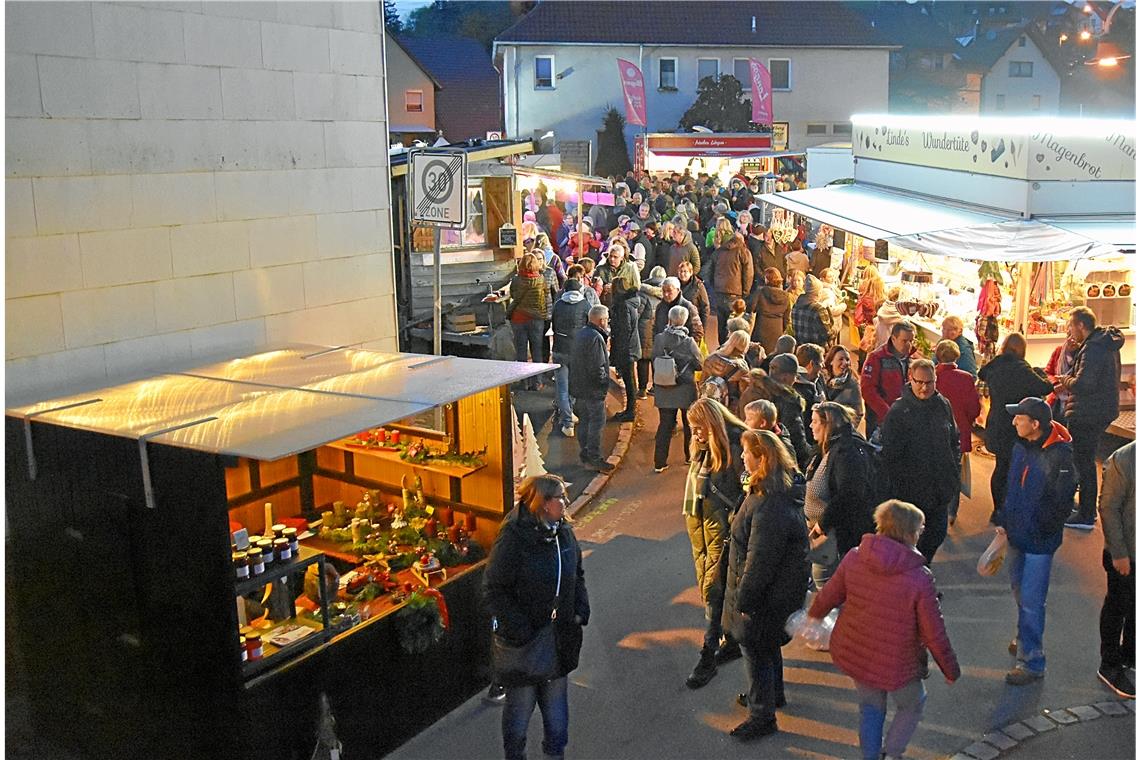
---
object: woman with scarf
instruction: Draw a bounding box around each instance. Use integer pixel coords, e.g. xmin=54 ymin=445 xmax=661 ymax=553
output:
xmin=507 ymin=253 xmax=548 ymax=390
xmin=682 ymin=398 xmax=749 ymax=690
xmin=722 ymin=429 xmax=810 ymax=740
xmin=822 ymin=345 xmax=864 ymax=429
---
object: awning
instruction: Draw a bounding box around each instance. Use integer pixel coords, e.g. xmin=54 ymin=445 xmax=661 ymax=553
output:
xmin=1036 ymin=217 xmax=1136 ymax=253
xmin=757 ymin=184 xmax=1009 ymax=241
xmin=889 ymin=219 xmax=1122 ymax=262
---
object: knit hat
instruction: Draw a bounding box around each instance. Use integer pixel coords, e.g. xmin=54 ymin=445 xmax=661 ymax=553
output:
xmin=564 ymin=278 xmax=582 ymax=291
xmin=649 ymin=265 xmax=667 ymax=281
xmin=803 ymin=274 xmax=821 ymax=300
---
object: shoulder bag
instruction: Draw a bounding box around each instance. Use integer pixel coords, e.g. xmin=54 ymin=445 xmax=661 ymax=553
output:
xmin=491 ymin=532 xmax=563 ymax=685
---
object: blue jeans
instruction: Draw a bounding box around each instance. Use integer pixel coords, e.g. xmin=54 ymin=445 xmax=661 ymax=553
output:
xmin=502 ymin=676 xmax=568 ymax=760
xmin=1008 ymin=545 xmax=1053 ymax=674
xmin=855 ymin=679 xmax=926 ymax=760
xmin=552 ymin=352 xmax=573 ymax=428
xmin=574 ymin=397 xmax=605 ymax=463
xmin=512 ymin=319 xmax=545 ymax=367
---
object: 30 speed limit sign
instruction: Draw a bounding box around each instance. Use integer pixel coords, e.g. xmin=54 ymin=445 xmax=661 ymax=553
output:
xmin=408 ymin=148 xmax=468 ymax=229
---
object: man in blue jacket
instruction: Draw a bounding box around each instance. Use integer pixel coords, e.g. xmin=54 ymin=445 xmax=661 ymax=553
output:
xmin=568 ymin=306 xmax=613 ymax=473
xmin=994 ymin=397 xmax=1077 ymax=686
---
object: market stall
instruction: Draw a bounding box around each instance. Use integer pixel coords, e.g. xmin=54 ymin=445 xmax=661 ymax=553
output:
xmin=640 ymin=132 xmax=805 ymax=185
xmin=6 ymin=346 xmax=554 ymax=759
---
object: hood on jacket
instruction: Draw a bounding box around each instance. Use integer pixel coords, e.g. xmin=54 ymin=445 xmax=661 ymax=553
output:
xmin=560 ymin=288 xmax=585 ymax=304
xmin=758 ymin=286 xmax=790 ymax=308
xmin=1041 ymin=420 xmax=1073 ymax=449
xmin=1086 ymin=326 xmax=1126 ymax=353
xmin=664 ymin=324 xmax=690 ymax=338
xmin=856 ymin=533 xmax=926 ymax=576
xmin=504 ymin=502 xmax=565 ymax=546
xmin=877 ymin=300 xmax=902 ymax=319
xmin=648 ymin=265 xmax=667 ymax=282
xmin=640 ymin=281 xmax=664 ymax=300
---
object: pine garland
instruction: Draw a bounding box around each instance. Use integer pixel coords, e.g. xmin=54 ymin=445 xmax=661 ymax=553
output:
xmin=395 ymin=591 xmax=446 ymax=654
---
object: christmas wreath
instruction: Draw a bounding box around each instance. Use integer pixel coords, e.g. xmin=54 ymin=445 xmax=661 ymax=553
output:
xmin=395 ymin=589 xmax=449 ymax=654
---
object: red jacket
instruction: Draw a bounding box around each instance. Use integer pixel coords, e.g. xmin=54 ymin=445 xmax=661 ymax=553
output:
xmin=860 ymin=343 xmax=914 ymax=420
xmin=936 ymin=362 xmax=981 ymax=454
xmin=810 ymin=534 xmax=960 ymax=692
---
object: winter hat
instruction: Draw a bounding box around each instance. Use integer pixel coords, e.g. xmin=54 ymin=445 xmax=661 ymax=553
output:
xmin=649 ymin=265 xmax=667 ymax=281
xmin=524 ymin=210 xmax=537 ymax=222
xmin=803 ymin=274 xmax=821 ymax=300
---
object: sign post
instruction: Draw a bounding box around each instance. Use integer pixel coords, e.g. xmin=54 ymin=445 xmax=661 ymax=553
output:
xmin=407 ymin=148 xmax=468 ymax=357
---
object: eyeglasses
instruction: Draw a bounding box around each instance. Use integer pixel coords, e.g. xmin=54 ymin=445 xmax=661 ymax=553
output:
xmin=911 ymin=378 xmax=935 ymax=387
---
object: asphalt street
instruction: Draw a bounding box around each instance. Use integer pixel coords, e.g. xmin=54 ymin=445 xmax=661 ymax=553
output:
xmin=390 ymin=402 xmax=1134 ymax=760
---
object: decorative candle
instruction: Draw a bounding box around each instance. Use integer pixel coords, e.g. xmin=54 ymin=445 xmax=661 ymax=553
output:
xmin=321 ymin=510 xmax=334 ymax=529
xmin=389 ymin=430 xmax=401 ymax=445
xmin=465 ymin=512 xmax=477 ymax=532
xmin=437 ymin=506 xmax=453 ymax=526
xmin=425 ymin=518 xmax=437 ymax=537
xmin=448 ymin=525 xmax=460 ymax=543
xmin=263 ymin=502 xmax=274 ymax=536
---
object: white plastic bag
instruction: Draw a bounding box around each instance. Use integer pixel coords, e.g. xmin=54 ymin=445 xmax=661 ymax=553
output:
xmin=977 ymin=529 xmax=1008 ymax=577
xmin=785 ymin=607 xmax=837 ymax=650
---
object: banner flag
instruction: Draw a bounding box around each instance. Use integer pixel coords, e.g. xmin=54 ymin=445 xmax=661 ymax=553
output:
xmin=617 ymin=59 xmax=647 ymax=127
xmin=748 ymin=58 xmax=772 ymax=125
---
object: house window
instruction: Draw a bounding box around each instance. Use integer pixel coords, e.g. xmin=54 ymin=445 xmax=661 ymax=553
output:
xmin=768 ymin=58 xmax=791 ymax=90
xmin=832 ymin=122 xmax=852 ymax=135
xmin=1032 ymin=94 xmax=1041 ymax=110
xmin=995 ymin=94 xmax=1006 ymax=111
xmin=934 ymin=55 xmax=944 ymax=70
xmin=659 ymin=58 xmax=678 ymax=90
xmin=1018 ymin=35 xmax=1027 ymax=47
xmin=1009 ymin=61 xmax=1033 ymax=77
xmin=405 ymin=89 xmax=423 ymax=112
xmin=732 ymin=58 xmax=750 ymax=86
xmin=414 ymin=184 xmax=486 ymax=252
xmin=696 ymin=58 xmax=720 ymax=86
xmin=534 ymin=56 xmax=554 ymax=89
xmin=806 ymin=123 xmax=828 ymax=135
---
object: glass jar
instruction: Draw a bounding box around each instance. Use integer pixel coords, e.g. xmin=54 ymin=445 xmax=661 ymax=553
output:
xmin=257 ymin=539 xmax=274 ymax=567
xmin=274 ymin=537 xmax=292 ymax=562
xmin=248 ymin=547 xmax=265 ymax=576
xmin=283 ymin=527 xmax=299 ymax=555
xmin=233 ymin=551 xmax=249 ymax=580
xmin=245 ymin=633 xmax=263 ymax=661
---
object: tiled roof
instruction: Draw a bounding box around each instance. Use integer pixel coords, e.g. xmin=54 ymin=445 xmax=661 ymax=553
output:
xmin=953 ymin=24 xmax=1031 ymax=70
xmin=495 ymin=0 xmax=895 ymax=47
xmin=398 ymin=34 xmax=502 ymax=142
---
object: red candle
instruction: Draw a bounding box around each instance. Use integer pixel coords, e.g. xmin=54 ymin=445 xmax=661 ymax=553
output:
xmin=448 ymin=525 xmax=460 ymax=543
xmin=465 ymin=512 xmax=477 ymax=532
xmin=389 ymin=430 xmax=401 ymax=444
xmin=437 ymin=506 xmax=453 ymax=526
xmin=425 ymin=517 xmax=437 ymax=536
xmin=403 ymin=581 xmax=413 ymax=595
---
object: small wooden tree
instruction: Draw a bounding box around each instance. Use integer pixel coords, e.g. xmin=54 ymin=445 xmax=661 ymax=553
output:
xmin=520 ymin=413 xmax=548 ymax=478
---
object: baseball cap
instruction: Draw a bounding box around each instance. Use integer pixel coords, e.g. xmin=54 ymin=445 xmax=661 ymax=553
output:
xmin=1005 ymin=397 xmax=1052 ymax=428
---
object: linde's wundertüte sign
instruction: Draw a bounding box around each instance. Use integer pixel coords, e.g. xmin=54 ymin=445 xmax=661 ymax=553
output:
xmin=852 ymin=115 xmax=1135 ymax=183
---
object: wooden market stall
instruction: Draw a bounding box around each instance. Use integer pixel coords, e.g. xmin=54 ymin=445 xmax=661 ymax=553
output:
xmin=6 ymin=346 xmax=554 ymax=759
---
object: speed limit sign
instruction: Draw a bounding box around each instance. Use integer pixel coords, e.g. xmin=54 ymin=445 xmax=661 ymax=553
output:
xmin=408 ymin=148 xmax=468 ymax=229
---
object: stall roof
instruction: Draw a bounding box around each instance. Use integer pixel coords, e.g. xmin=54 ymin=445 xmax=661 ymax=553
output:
xmin=390 ymin=139 xmax=533 ymax=178
xmin=9 ymin=346 xmax=554 ymax=461
xmin=889 ymin=219 xmax=1123 ymax=262
xmin=1036 ymin=217 xmax=1136 ymax=252
xmin=513 ymin=166 xmax=613 ymax=188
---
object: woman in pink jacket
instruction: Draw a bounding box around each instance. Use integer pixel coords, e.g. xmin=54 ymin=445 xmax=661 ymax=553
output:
xmin=809 ymin=499 xmax=959 ymax=760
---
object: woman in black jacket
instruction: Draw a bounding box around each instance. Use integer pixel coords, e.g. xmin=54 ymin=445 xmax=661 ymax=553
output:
xmin=722 ymin=429 xmax=810 ymax=740
xmin=682 ymin=398 xmax=749 ymax=689
xmin=608 ymin=278 xmax=646 ymax=422
xmin=977 ymin=333 xmax=1052 ymax=521
xmin=805 ymin=402 xmax=877 ymax=589
xmin=484 ymin=475 xmax=590 ymax=760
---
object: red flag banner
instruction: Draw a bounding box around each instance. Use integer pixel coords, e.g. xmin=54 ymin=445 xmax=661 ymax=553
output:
xmin=617 ymin=59 xmax=647 ymax=127
xmin=748 ymin=58 xmax=772 ymax=125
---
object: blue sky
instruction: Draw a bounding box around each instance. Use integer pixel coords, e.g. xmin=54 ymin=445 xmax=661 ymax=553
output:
xmin=392 ymin=0 xmax=433 ymax=23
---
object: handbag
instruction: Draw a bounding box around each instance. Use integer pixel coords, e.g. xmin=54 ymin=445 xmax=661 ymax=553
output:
xmin=806 ymin=525 xmax=838 ymax=566
xmin=492 ymin=624 xmax=558 ymax=685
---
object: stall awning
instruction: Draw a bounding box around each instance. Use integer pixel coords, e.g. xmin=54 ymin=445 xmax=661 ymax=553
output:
xmin=9 ymin=346 xmax=554 ymax=461
xmin=1036 ymin=218 xmax=1136 ymax=253
xmin=889 ymin=219 xmax=1122 ymax=262
xmin=757 ymin=184 xmax=1009 ymax=241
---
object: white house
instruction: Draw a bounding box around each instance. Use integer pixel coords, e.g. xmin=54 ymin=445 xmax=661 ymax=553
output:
xmin=493 ymin=1 xmax=894 ymax=158
xmin=955 ymin=25 xmax=1064 ymax=114
xmin=6 ymin=1 xmax=398 ymax=402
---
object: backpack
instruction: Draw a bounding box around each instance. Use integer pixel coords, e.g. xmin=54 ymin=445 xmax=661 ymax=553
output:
xmin=851 ymin=437 xmax=890 ymax=508
xmin=653 ymin=350 xmax=678 ymax=386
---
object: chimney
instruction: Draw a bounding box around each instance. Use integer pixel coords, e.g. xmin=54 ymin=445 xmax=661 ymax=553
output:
xmin=751 ymin=15 xmax=757 ymax=33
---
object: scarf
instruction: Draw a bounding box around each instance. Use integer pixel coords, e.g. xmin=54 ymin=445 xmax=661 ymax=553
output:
xmin=826 ymin=371 xmax=852 ymax=391
xmin=682 ymin=447 xmax=711 ymax=517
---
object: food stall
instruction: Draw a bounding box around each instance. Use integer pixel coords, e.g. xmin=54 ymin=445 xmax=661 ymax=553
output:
xmin=640 ymin=132 xmax=806 ymax=185
xmin=6 ymin=346 xmax=555 ymax=759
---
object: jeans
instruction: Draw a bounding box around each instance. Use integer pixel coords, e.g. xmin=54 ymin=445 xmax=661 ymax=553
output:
xmin=812 ymin=553 xmax=839 ymax=591
xmin=541 ymin=320 xmax=552 ymax=363
xmin=1069 ymin=418 xmax=1107 ymax=521
xmin=574 ymin=397 xmax=605 ymax=463
xmin=741 ymin=642 xmax=784 ymax=723
xmin=615 ymin=361 xmax=636 ymax=413
xmin=512 ymin=319 xmax=545 ymax=381
xmin=653 ymin=407 xmax=692 ymax=469
xmin=855 ymin=679 xmax=926 ymax=760
xmin=1008 ymin=545 xmax=1053 ymax=674
xmin=990 ymin=448 xmax=1012 ymax=523
xmin=1101 ymin=549 xmax=1136 ymax=669
xmin=916 ymin=502 xmax=948 ymax=566
xmin=502 ymin=676 xmax=568 ymax=760
xmin=552 ymin=352 xmax=573 ymax=428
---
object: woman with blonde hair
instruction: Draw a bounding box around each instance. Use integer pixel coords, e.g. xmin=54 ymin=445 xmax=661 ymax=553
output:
xmin=703 ymin=329 xmax=752 ymax=414
xmin=809 ymin=499 xmax=959 ymax=760
xmin=508 ymin=252 xmax=549 ymax=389
xmin=682 ymin=397 xmax=749 ymax=690
xmin=485 ymin=474 xmax=590 ymax=760
xmin=722 ymin=429 xmax=810 ymax=740
xmin=786 ymin=269 xmax=806 ymax=304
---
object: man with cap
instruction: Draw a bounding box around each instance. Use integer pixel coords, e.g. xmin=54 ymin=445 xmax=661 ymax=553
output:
xmin=992 ymin=397 xmax=1076 ymax=686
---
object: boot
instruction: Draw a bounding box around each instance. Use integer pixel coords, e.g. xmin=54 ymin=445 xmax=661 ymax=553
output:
xmin=715 ymin=637 xmax=742 ymax=665
xmin=686 ymin=647 xmax=718 ymax=689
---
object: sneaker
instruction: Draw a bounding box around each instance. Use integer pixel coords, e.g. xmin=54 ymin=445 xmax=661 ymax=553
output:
xmin=1005 ymin=665 xmax=1044 ymax=685
xmin=561 ymin=424 xmax=575 ymax=438
xmin=584 ymin=459 xmax=614 ymax=473
xmin=483 ymin=683 xmax=507 ymax=705
xmin=1065 ymin=510 xmax=1096 ymax=530
xmin=654 ymin=465 xmax=669 ymax=473
xmin=729 ymin=716 xmax=777 ymax=741
xmin=686 ymin=648 xmax=718 ymax=689
xmin=1098 ymin=664 xmax=1136 ymax=699
xmin=715 ymin=640 xmax=742 ymax=665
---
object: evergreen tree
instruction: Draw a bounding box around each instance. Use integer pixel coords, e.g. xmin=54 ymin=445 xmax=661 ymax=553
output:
xmin=678 ymin=75 xmax=758 ymax=132
xmin=383 ymin=0 xmax=404 ymax=33
xmin=595 ymin=107 xmax=633 ymax=178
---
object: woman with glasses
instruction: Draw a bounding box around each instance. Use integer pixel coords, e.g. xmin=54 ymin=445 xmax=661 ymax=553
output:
xmin=484 ymin=474 xmax=590 ymax=760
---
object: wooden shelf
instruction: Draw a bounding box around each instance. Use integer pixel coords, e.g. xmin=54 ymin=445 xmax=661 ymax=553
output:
xmin=326 ymin=440 xmax=486 ymax=479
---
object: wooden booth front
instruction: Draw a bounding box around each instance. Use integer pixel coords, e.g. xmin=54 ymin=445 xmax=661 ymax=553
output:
xmin=6 ymin=346 xmax=554 ymax=760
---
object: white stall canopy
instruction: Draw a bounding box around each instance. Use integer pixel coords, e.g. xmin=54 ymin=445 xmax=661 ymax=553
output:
xmin=889 ymin=219 xmax=1123 ymax=262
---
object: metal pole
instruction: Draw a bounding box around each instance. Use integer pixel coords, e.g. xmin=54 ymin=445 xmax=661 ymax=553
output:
xmin=432 ymin=225 xmax=442 ymax=356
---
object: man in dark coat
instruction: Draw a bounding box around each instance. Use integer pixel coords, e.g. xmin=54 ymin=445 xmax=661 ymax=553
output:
xmin=1056 ymin=307 xmax=1125 ymax=529
xmin=568 ymin=306 xmax=613 ymax=472
xmin=608 ymin=280 xmax=646 ymax=422
xmin=551 ymin=279 xmax=591 ymax=437
xmin=740 ymin=357 xmax=812 ymax=471
xmin=654 ymin=276 xmax=703 ymax=342
xmin=881 ymin=359 xmax=960 ymax=565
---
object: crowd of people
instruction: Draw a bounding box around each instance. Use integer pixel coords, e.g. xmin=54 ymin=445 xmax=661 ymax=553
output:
xmin=484 ymin=168 xmax=1132 ymax=760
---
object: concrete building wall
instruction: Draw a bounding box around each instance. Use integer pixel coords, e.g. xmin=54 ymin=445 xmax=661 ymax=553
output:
xmin=500 ymin=43 xmax=889 ymax=154
xmin=5 ymin=1 xmax=397 ymax=402
xmin=981 ymin=35 xmax=1061 ymax=115
xmin=384 ymin=31 xmax=436 ymax=136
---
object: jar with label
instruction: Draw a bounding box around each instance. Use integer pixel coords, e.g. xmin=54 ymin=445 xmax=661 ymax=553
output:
xmin=274 ymin=537 xmax=292 ymax=562
xmin=240 ymin=635 xmax=247 ymax=662
xmin=257 ymin=539 xmax=274 ymax=566
xmin=283 ymin=527 xmax=299 ymax=555
xmin=233 ymin=551 xmax=250 ymax=580
xmin=245 ymin=633 xmax=263 ymax=661
xmin=248 ymin=547 xmax=265 ymax=575
xmin=272 ymin=523 xmax=287 ymax=540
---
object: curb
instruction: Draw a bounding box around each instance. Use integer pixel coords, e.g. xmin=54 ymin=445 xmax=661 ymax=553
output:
xmin=566 ymin=394 xmax=638 ymax=520
xmin=946 ymin=698 xmax=1134 ymax=760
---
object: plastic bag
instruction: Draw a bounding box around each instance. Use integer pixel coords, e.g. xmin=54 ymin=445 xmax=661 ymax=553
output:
xmin=785 ymin=608 xmax=837 ymax=650
xmin=977 ymin=529 xmax=1008 ymax=577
